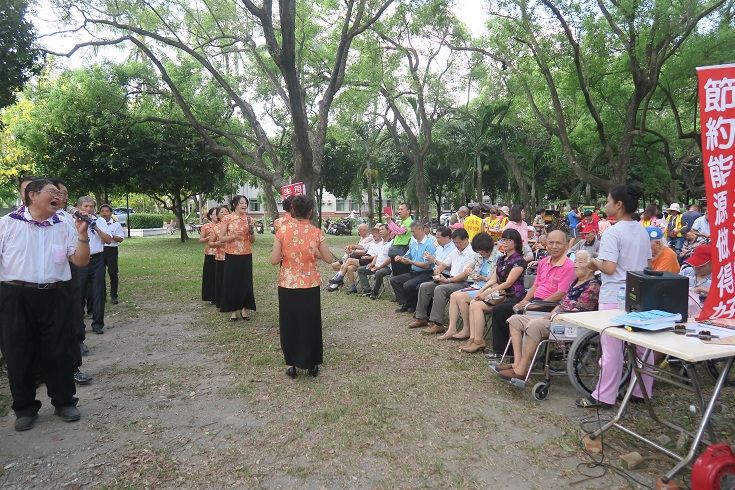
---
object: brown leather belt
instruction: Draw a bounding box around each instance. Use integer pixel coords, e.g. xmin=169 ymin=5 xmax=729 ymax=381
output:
xmin=2 ymin=280 xmax=63 ymax=290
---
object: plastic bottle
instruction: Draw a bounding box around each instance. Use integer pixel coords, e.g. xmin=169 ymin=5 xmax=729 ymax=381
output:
xmin=617 ymin=285 xmax=626 ymax=311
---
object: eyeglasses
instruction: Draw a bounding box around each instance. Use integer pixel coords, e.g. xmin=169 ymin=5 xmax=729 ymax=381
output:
xmin=36 ymin=189 xmax=62 ymax=197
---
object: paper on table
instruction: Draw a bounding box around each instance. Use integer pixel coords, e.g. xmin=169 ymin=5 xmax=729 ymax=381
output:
xmin=684 ymin=324 xmax=735 ymax=344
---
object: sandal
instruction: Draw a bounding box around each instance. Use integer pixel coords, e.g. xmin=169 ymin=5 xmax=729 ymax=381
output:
xmin=575 ymin=395 xmax=613 ymax=409
xmin=450 ymin=333 xmax=470 ymax=341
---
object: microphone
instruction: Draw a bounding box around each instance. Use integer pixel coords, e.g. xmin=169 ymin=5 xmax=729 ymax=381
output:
xmin=67 ymin=206 xmax=97 ymax=228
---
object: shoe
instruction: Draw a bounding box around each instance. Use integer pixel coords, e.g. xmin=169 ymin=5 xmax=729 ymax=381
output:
xmin=111 ymin=297 xmax=119 ymax=305
xmin=79 ymin=342 xmax=89 ymax=356
xmin=450 ymin=333 xmax=470 ymax=341
xmin=408 ymin=318 xmax=429 ymax=328
xmin=370 ymin=294 xmax=377 ymax=300
xmin=490 ymin=363 xmax=514 ymax=373
xmin=361 ymin=291 xmax=373 ymax=297
xmin=395 ymin=305 xmax=409 ymax=313
xmin=406 ymin=307 xmax=415 ymax=314
xmin=575 ymin=395 xmax=613 ymax=409
xmin=74 ymin=370 xmax=93 ymax=385
xmin=308 ymin=365 xmax=319 ymax=377
xmin=240 ymin=310 xmax=250 ymax=321
xmin=229 ymin=317 xmax=239 ymax=322
xmin=326 ymin=283 xmax=340 ymax=292
xmin=14 ymin=414 xmax=39 ymax=432
xmin=421 ymin=324 xmax=446 ymax=335
xmin=497 ymin=368 xmax=526 ymax=380
xmin=54 ymin=405 xmax=81 ymax=422
xmin=329 ymin=274 xmax=344 ymax=284
xmin=346 ymin=285 xmax=358 ymax=295
xmin=437 ymin=332 xmax=456 ymax=340
xmin=93 ymin=328 xmax=104 ymax=335
xmin=286 ymin=366 xmax=297 ymax=379
xmin=461 ymin=340 xmax=487 ymax=353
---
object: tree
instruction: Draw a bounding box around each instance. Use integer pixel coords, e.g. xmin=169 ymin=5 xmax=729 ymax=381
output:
xmin=51 ymin=0 xmax=393 ymax=223
xmin=0 ymin=0 xmax=42 ymax=114
xmin=371 ymin=0 xmax=463 ymax=222
xmin=456 ymin=0 xmax=728 ymax=191
xmin=127 ymin=123 xmax=227 ymax=242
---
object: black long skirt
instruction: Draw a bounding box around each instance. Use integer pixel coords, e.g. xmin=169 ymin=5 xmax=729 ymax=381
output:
xmin=214 ymin=259 xmax=226 ymax=309
xmin=202 ymin=255 xmax=216 ymax=302
xmin=220 ymin=254 xmax=257 ymax=312
xmin=279 ymin=286 xmax=323 ymax=369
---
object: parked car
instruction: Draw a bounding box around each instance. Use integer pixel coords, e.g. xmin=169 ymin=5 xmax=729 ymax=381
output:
xmin=113 ymin=207 xmax=135 ymax=224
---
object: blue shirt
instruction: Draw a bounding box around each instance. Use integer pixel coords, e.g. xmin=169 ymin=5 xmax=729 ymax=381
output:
xmin=435 ymin=241 xmax=456 ymax=264
xmin=404 ymin=236 xmax=437 ymax=272
xmin=568 ymin=211 xmax=579 ymax=230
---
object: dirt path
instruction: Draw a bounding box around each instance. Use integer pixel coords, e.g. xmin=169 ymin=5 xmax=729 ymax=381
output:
xmin=1 ymin=250 xmax=730 ymax=488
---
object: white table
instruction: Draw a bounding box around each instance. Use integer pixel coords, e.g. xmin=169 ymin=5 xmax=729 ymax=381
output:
xmin=557 ymin=310 xmax=735 ymax=485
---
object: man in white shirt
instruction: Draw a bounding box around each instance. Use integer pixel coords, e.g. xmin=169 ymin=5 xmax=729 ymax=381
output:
xmin=691 ymin=208 xmax=710 ymax=240
xmin=0 ymin=179 xmax=91 ymax=431
xmin=409 ymin=228 xmax=476 ymax=334
xmin=99 ymin=205 xmax=125 ymax=304
xmin=358 ymin=224 xmax=393 ymax=299
xmin=329 ymin=223 xmax=373 ymax=284
xmin=76 ymin=196 xmax=113 ymax=335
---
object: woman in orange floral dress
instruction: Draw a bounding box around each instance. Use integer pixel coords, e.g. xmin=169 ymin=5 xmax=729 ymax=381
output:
xmin=199 ymin=207 xmax=219 ymax=304
xmin=209 ymin=206 xmax=229 ymax=309
xmin=219 ymin=195 xmax=256 ymax=320
xmin=270 ymin=194 xmax=333 ymax=378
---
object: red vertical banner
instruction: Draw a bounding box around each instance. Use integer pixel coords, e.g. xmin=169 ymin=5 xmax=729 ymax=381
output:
xmin=697 ymin=64 xmax=735 ymax=319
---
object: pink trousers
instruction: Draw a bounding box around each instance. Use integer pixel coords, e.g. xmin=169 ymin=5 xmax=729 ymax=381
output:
xmin=591 ymin=303 xmax=654 ymax=405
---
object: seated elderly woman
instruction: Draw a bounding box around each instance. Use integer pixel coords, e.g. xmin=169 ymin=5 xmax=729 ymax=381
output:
xmin=439 ymin=232 xmax=500 ymax=340
xmin=494 ymin=250 xmax=600 ymax=381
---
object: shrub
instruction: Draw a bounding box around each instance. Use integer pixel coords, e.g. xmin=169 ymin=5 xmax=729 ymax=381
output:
xmin=129 ymin=213 xmax=166 ymax=228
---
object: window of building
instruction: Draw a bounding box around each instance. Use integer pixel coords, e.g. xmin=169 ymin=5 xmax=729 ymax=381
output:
xmin=336 ymin=198 xmax=346 ymax=212
xmin=349 ymin=200 xmax=360 ymax=211
xmin=249 ymin=200 xmax=260 ymax=212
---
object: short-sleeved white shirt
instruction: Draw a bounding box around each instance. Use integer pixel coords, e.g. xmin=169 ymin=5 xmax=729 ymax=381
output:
xmin=88 ymin=216 xmax=110 ymax=254
xmin=441 ymin=245 xmax=476 ymax=277
xmin=104 ymin=220 xmax=125 ymax=248
xmin=0 ymin=209 xmax=77 ymax=283
xmin=597 ymin=220 xmax=652 ymax=304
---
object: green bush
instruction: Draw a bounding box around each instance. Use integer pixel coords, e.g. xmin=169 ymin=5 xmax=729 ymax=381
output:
xmin=163 ymin=212 xmax=176 ymax=223
xmin=129 ymin=213 xmax=166 ymax=228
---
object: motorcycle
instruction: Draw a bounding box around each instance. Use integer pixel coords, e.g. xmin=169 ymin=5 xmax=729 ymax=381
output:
xmin=254 ymin=220 xmax=265 ymax=234
xmin=326 ymin=217 xmax=353 ymax=236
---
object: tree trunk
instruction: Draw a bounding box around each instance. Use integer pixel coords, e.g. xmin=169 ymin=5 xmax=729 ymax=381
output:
xmin=414 ymin=154 xmax=429 ymax=223
xmin=475 ymin=151 xmax=483 ymax=203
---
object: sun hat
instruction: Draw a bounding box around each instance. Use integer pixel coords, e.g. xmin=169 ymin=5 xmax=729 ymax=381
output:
xmin=685 ymin=245 xmax=712 ymax=267
xmin=667 ymin=203 xmax=681 ymax=213
xmin=645 ymin=226 xmax=664 ymax=240
xmin=499 ymin=206 xmax=510 ymax=215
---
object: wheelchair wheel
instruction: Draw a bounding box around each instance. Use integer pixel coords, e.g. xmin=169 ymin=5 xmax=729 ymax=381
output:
xmin=567 ymin=329 xmax=631 ymax=397
xmin=532 ymin=382 xmax=549 ymax=401
xmin=705 ymin=358 xmax=735 ymax=386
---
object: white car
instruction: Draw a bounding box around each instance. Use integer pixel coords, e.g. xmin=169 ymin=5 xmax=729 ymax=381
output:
xmin=112 ymin=207 xmax=135 ymax=224
xmin=440 ymin=213 xmax=452 ymax=226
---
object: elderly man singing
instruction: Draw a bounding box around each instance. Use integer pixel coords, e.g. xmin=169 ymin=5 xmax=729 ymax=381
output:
xmin=0 ymin=179 xmax=91 ymax=431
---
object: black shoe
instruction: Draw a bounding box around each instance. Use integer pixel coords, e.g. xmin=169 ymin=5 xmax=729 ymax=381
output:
xmin=575 ymin=395 xmax=614 ymax=409
xmin=74 ymin=370 xmax=93 ymax=385
xmin=308 ymin=365 xmax=319 ymax=377
xmin=93 ymin=328 xmax=104 ymax=334
xmin=111 ymin=297 xmax=119 ymax=305
xmin=14 ymin=414 xmax=39 ymax=432
xmin=395 ymin=305 xmax=409 ymax=313
xmin=79 ymin=342 xmax=89 ymax=356
xmin=54 ymin=405 xmax=81 ymax=422
xmin=346 ymin=285 xmax=358 ymax=295
xmin=361 ymin=291 xmax=373 ymax=297
xmin=370 ymin=294 xmax=377 ymax=300
xmin=286 ymin=366 xmax=297 ymax=379
xmin=406 ymin=307 xmax=415 ymax=314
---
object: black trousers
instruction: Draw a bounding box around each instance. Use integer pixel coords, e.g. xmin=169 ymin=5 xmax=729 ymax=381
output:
xmin=78 ymin=253 xmax=106 ymax=332
xmin=0 ymin=282 xmax=78 ymax=416
xmin=389 ymin=245 xmax=410 ymax=276
xmin=103 ymin=246 xmax=119 ymax=299
xmin=390 ymin=270 xmax=433 ymax=308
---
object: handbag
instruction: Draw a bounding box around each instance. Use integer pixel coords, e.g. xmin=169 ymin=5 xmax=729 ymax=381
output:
xmin=483 ymin=289 xmax=506 ymax=306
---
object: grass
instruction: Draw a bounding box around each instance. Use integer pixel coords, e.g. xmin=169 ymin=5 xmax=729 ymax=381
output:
xmin=2 ymin=232 xmax=734 ymax=488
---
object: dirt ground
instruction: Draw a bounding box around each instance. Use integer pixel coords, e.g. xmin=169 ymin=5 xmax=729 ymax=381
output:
xmin=0 ymin=246 xmax=732 ymax=489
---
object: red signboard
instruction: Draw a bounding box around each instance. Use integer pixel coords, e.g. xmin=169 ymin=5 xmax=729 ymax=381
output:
xmin=696 ymin=63 xmax=735 ymax=319
xmin=280 ymin=182 xmax=305 ymax=199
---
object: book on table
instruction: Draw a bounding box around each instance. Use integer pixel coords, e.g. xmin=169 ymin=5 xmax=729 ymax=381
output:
xmin=611 ymin=310 xmax=682 ymax=326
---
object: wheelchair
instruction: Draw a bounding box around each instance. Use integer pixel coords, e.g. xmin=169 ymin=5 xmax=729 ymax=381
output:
xmin=489 ymin=302 xmax=631 ymax=401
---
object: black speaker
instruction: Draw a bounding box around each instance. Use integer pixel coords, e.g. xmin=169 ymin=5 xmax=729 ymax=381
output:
xmin=626 ymin=270 xmax=689 ymax=320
